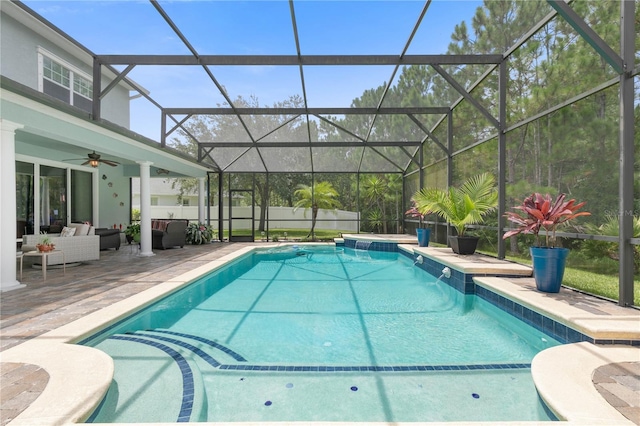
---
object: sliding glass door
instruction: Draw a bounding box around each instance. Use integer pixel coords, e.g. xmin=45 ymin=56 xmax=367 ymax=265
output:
xmin=40 ymin=165 xmax=67 ymax=233
xmin=16 ymin=161 xmax=34 ymax=237
xmin=15 ymin=160 xmax=95 ymax=238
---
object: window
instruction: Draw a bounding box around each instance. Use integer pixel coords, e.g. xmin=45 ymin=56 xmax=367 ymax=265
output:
xmin=151 ymin=197 xmax=158 ymax=206
xmin=182 ymin=198 xmax=190 ymax=206
xmin=39 ymin=49 xmax=93 ymax=112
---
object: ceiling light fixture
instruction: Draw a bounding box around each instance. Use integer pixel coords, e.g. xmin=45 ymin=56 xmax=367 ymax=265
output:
xmin=89 ymin=159 xmax=99 ymax=168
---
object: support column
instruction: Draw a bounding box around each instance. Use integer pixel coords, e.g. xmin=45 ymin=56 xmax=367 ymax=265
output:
xmin=198 ymin=177 xmax=206 ymax=224
xmin=618 ymin=0 xmax=635 ymax=306
xmin=0 ymin=119 xmax=26 ymax=292
xmin=137 ymin=161 xmax=155 ymax=257
xmin=497 ymin=60 xmax=507 ymax=259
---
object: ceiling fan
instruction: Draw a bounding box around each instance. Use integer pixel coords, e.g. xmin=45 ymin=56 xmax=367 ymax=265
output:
xmin=63 ymin=151 xmax=120 ymax=168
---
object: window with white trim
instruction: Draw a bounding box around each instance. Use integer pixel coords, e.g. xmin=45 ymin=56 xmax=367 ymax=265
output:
xmin=39 ymin=49 xmax=93 ymax=112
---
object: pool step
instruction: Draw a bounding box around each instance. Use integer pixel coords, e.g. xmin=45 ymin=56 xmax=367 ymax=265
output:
xmin=89 ymin=334 xmax=208 ymax=423
xmin=141 ymin=329 xmax=247 ymax=362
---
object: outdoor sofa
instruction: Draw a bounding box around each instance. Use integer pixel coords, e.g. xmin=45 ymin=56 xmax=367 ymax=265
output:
xmin=22 ymin=223 xmax=100 ymax=265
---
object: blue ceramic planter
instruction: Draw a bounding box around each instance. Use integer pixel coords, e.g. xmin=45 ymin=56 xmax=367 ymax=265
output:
xmin=530 ymin=247 xmax=569 ymax=293
xmin=416 ymin=228 xmax=431 ymax=247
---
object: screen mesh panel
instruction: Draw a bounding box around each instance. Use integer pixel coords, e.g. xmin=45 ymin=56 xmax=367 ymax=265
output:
xmin=258 ymin=147 xmax=312 ymax=172
xmin=312 ymin=147 xmax=363 ymax=172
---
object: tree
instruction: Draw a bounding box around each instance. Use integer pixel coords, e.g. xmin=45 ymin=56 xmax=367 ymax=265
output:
xmin=293 ymin=181 xmax=342 ymax=239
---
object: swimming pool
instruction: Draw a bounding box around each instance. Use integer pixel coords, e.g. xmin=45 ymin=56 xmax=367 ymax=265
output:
xmin=84 ymin=245 xmax=559 ymax=423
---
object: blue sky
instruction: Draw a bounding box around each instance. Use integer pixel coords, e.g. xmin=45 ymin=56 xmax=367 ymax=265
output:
xmin=22 ymin=0 xmax=483 ymax=140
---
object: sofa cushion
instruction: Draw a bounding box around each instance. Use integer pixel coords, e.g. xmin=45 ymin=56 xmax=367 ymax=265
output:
xmin=68 ymin=223 xmax=90 ymax=236
xmin=60 ymin=226 xmax=76 ymax=237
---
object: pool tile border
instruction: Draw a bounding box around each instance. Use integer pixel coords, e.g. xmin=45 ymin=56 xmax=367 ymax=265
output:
xmin=397 ymin=248 xmax=640 ymax=347
xmin=218 ymin=363 xmax=531 ymax=372
xmin=341 ymin=238 xmax=398 ymax=252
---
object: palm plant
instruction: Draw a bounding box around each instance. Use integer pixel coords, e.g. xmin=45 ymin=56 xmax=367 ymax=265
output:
xmin=362 ymin=176 xmax=389 ymax=233
xmin=583 ymin=215 xmax=639 ymax=271
xmin=293 ymin=181 xmax=342 ymax=239
xmin=412 ymin=173 xmax=498 ymax=237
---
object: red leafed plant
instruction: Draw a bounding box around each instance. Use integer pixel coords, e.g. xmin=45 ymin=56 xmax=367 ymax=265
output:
xmin=405 ymin=200 xmax=425 ymax=224
xmin=503 ymin=193 xmax=590 ymax=248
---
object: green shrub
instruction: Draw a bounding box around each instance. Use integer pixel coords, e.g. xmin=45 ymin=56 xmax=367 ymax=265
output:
xmin=186 ymin=222 xmax=215 ymax=245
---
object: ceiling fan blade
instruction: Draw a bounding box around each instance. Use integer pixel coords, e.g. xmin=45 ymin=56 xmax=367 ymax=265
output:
xmin=81 ymin=160 xmax=90 ymax=166
xmin=62 ymin=158 xmax=87 ymax=162
xmin=101 ymin=160 xmax=120 ymax=167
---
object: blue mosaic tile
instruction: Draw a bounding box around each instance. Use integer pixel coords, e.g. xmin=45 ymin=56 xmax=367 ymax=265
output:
xmin=554 ymin=323 xmax=568 ymax=342
xmin=212 ymin=363 xmax=533 ymax=372
xmin=135 ymin=332 xmax=221 ymax=368
xmin=149 ymin=330 xmax=247 ymax=362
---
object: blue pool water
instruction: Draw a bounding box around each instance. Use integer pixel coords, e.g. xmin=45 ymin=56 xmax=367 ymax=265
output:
xmin=85 ymin=246 xmax=559 ymax=423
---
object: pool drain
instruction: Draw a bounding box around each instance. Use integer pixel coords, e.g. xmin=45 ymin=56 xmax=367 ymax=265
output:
xmin=350 ymin=386 xmax=358 ymax=391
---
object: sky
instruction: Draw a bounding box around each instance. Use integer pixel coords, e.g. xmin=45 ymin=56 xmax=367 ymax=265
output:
xmin=21 ymin=0 xmax=484 ymax=141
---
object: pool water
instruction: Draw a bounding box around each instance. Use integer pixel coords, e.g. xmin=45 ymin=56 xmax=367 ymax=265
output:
xmin=85 ymin=246 xmax=558 ymax=423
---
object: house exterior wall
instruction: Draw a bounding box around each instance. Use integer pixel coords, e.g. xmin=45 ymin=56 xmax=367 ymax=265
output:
xmin=0 ymin=10 xmax=130 ymax=128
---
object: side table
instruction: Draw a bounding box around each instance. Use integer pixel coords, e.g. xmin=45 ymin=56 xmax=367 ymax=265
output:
xmin=21 ymin=250 xmax=65 ymax=281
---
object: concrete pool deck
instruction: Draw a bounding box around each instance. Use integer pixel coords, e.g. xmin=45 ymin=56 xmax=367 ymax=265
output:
xmin=1 ymin=239 xmax=639 ymax=425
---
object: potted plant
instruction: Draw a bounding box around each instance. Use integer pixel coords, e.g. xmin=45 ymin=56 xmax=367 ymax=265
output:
xmin=503 ymin=193 xmax=590 ymax=293
xmin=124 ymin=222 xmax=141 ymax=244
xmin=185 ymin=222 xmax=215 ymax=245
xmin=405 ymin=200 xmax=431 ymax=247
xmin=36 ymin=235 xmax=55 ymax=252
xmin=412 ymin=173 xmax=498 ymax=254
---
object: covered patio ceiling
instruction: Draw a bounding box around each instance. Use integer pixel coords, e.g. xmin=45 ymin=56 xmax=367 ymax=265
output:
xmin=18 ymin=0 xmax=563 ymax=174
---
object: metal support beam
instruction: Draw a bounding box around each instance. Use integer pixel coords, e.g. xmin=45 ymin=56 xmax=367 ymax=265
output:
xmin=446 ymin=112 xmax=453 ymax=241
xmin=96 ymin=54 xmax=504 ymax=66
xmin=497 ymin=61 xmax=507 ymax=259
xmin=364 ymin=0 xmax=431 ymax=144
xmin=166 ymin=107 xmax=450 ymax=115
xmin=91 ymin=57 xmax=101 ymax=121
xmin=432 ymin=64 xmax=500 ymax=129
xmin=217 ymin=171 xmax=223 ymax=241
xmin=99 ymin=64 xmax=135 ymax=100
xmin=199 ymin=141 xmax=420 ymax=148
xmin=547 ymin=0 xmax=624 ymax=74
xmin=618 ymin=0 xmax=635 ymax=306
xmin=410 ymin=114 xmax=449 ymax=154
xmin=160 ymin=111 xmax=166 ymax=147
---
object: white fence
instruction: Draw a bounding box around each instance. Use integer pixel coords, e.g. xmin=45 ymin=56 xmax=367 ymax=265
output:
xmin=138 ymin=205 xmax=359 ymax=232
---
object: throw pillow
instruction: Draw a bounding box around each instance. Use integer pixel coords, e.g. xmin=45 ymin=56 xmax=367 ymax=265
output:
xmin=68 ymin=223 xmax=89 ymax=236
xmin=61 ymin=226 xmax=76 ymax=237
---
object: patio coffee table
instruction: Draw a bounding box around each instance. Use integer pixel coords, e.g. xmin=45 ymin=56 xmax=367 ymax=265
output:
xmin=21 ymin=250 xmax=65 ymax=281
